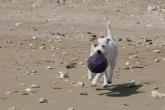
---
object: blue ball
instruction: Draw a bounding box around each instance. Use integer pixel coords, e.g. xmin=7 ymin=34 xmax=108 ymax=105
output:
xmin=88 ymin=53 xmax=108 ymax=73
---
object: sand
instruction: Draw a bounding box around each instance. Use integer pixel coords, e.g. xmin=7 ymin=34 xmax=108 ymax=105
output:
xmin=0 ymin=0 xmax=165 ymax=110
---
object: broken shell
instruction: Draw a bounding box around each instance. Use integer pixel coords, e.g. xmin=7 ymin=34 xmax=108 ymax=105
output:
xmin=37 ymin=98 xmax=48 ymax=103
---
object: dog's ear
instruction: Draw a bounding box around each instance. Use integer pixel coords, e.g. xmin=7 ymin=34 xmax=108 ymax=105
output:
xmin=107 ymin=38 xmax=111 ymax=44
xmin=90 ymin=35 xmax=98 ymax=41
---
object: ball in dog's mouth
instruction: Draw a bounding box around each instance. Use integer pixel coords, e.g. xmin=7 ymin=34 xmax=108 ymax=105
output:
xmin=87 ymin=53 xmax=108 ymax=73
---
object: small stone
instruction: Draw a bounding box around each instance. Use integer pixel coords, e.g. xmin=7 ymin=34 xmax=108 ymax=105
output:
xmin=31 ymin=70 xmax=37 ymax=73
xmin=80 ymin=92 xmax=88 ymax=96
xmin=125 ymin=62 xmax=130 ymax=66
xmin=32 ymin=36 xmax=37 ymax=40
xmin=62 ymin=52 xmax=67 ymax=55
xmin=118 ymin=38 xmax=122 ymax=41
xmin=132 ymin=65 xmax=144 ymax=69
xmin=67 ymin=107 xmax=75 ymax=110
xmin=151 ymin=90 xmax=165 ymax=98
xmin=18 ymin=91 xmax=29 ymax=95
xmin=126 ymin=80 xmax=136 ymax=88
xmin=154 ymin=59 xmax=160 ymax=62
xmin=46 ymin=66 xmax=55 ymax=70
xmin=9 ymin=106 xmax=21 ymax=110
xmin=123 ymin=66 xmax=130 ymax=69
xmin=59 ymin=71 xmax=69 ymax=79
xmin=78 ymin=62 xmax=85 ymax=65
xmin=6 ymin=92 xmax=12 ymax=95
xmin=152 ymin=86 xmax=159 ymax=90
xmin=6 ymin=41 xmax=12 ymax=43
xmin=153 ymin=49 xmax=160 ymax=53
xmin=37 ymin=98 xmax=48 ymax=103
xmin=31 ymin=84 xmax=40 ymax=88
xmin=162 ymin=58 xmax=165 ymax=61
xmin=15 ymin=22 xmax=22 ymax=27
xmin=129 ymin=55 xmax=138 ymax=59
xmin=38 ymin=46 xmax=45 ymax=49
xmin=28 ymin=43 xmax=33 ymax=46
xmin=25 ymin=88 xmax=37 ymax=93
xmin=76 ymin=82 xmax=85 ymax=86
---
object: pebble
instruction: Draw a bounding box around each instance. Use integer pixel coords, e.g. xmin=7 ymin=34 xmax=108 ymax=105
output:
xmin=32 ymin=36 xmax=37 ymax=40
xmin=129 ymin=55 xmax=138 ymax=59
xmin=151 ymin=90 xmax=165 ymax=98
xmin=123 ymin=66 xmax=130 ymax=69
xmin=67 ymin=107 xmax=75 ymax=110
xmin=126 ymin=80 xmax=137 ymax=88
xmin=38 ymin=46 xmax=45 ymax=49
xmin=25 ymin=88 xmax=37 ymax=93
xmin=37 ymin=98 xmax=48 ymax=103
xmin=31 ymin=84 xmax=40 ymax=88
xmin=18 ymin=91 xmax=29 ymax=95
xmin=15 ymin=22 xmax=22 ymax=27
xmin=46 ymin=66 xmax=55 ymax=70
xmin=154 ymin=58 xmax=160 ymax=62
xmin=76 ymin=82 xmax=85 ymax=86
xmin=132 ymin=65 xmax=144 ymax=69
xmin=80 ymin=92 xmax=88 ymax=96
xmin=153 ymin=49 xmax=160 ymax=53
xmin=9 ymin=106 xmax=22 ymax=110
xmin=78 ymin=62 xmax=85 ymax=65
xmin=6 ymin=92 xmax=12 ymax=95
xmin=59 ymin=71 xmax=69 ymax=79
xmin=125 ymin=62 xmax=130 ymax=66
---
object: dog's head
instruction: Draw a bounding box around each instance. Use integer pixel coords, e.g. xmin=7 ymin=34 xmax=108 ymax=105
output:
xmin=90 ymin=35 xmax=110 ymax=55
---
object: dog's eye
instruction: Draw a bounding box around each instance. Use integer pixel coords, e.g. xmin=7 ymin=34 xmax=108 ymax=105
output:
xmin=102 ymin=45 xmax=105 ymax=48
xmin=94 ymin=44 xmax=97 ymax=47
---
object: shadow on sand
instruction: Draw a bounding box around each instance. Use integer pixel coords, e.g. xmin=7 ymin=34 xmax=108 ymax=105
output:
xmin=96 ymin=83 xmax=143 ymax=97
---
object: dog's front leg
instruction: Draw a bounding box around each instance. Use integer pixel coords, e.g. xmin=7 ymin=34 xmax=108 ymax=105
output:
xmin=88 ymin=69 xmax=94 ymax=80
xmin=102 ymin=70 xmax=108 ymax=87
xmin=91 ymin=73 xmax=103 ymax=86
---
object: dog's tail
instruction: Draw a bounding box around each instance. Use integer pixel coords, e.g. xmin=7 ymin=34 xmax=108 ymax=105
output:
xmin=107 ymin=22 xmax=113 ymax=40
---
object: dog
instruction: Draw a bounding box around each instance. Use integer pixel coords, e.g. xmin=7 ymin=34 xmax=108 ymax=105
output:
xmin=88 ymin=22 xmax=118 ymax=87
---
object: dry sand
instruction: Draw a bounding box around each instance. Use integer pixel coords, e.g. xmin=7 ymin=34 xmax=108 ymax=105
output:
xmin=0 ymin=0 xmax=165 ymax=110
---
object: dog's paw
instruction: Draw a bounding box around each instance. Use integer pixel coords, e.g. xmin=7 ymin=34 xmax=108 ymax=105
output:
xmin=102 ymin=83 xmax=108 ymax=88
xmin=107 ymin=80 xmax=112 ymax=84
xmin=91 ymin=81 xmax=97 ymax=87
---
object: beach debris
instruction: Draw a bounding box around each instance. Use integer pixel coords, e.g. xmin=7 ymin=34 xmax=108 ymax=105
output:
xmin=151 ymin=90 xmax=165 ymax=98
xmin=154 ymin=58 xmax=160 ymax=62
xmin=31 ymin=84 xmax=40 ymax=88
xmin=37 ymin=98 xmax=48 ymax=103
xmin=153 ymin=49 xmax=160 ymax=53
xmin=32 ymin=36 xmax=37 ymax=40
xmin=126 ymin=80 xmax=137 ymax=88
xmin=129 ymin=55 xmax=138 ymax=59
xmin=66 ymin=62 xmax=77 ymax=69
xmin=132 ymin=65 xmax=144 ymax=69
xmin=59 ymin=71 xmax=69 ymax=79
xmin=73 ymin=81 xmax=86 ymax=86
xmin=6 ymin=92 xmax=12 ymax=95
xmin=80 ymin=92 xmax=88 ymax=96
xmin=25 ymin=88 xmax=37 ymax=93
xmin=9 ymin=106 xmax=22 ymax=110
xmin=78 ymin=62 xmax=85 ymax=65
xmin=67 ymin=107 xmax=75 ymax=110
xmin=15 ymin=22 xmax=22 ymax=27
xmin=38 ymin=46 xmax=45 ymax=49
xmin=18 ymin=91 xmax=29 ymax=95
xmin=46 ymin=66 xmax=55 ymax=70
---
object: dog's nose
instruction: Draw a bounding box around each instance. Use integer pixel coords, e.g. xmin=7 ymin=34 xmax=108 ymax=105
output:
xmin=97 ymin=50 xmax=102 ymax=54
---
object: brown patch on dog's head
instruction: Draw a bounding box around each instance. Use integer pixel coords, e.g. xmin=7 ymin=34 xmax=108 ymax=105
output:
xmin=90 ymin=35 xmax=98 ymax=47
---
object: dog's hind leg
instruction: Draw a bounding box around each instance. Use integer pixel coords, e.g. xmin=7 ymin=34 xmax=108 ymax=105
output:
xmin=107 ymin=60 xmax=116 ymax=84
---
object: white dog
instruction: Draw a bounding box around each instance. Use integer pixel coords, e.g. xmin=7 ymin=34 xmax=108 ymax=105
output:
xmin=88 ymin=22 xmax=118 ymax=87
